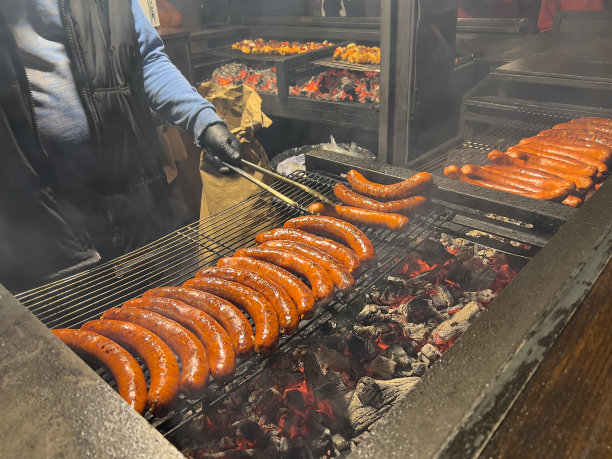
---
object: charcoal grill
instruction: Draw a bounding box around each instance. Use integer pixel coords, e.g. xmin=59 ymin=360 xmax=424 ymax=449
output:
xmin=13 ymin=160 xmax=585 ymax=449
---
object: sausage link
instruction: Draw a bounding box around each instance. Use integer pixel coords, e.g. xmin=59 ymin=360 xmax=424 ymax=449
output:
xmin=308 ymin=202 xmax=410 ymax=232
xmin=123 ymin=297 xmax=235 ymax=381
xmin=551 ymin=125 xmax=612 ymax=145
xmin=52 ymin=328 xmax=147 ymax=414
xmin=333 ymin=183 xmax=427 ymax=214
xmin=183 ymin=278 xmax=279 ymax=356
xmin=537 ymin=131 xmax=612 ymax=156
xmin=80 ymin=319 xmax=180 ymax=417
xmin=347 ymin=169 xmax=433 ymax=200
xmin=488 ymin=150 xmax=594 ymax=193
xmin=506 ymin=146 xmax=598 ymax=177
xmin=255 ymin=228 xmax=361 ymax=274
xmin=520 ymin=137 xmax=611 ymax=163
xmin=481 ymin=164 xmax=576 ymax=194
xmin=233 ymin=246 xmax=334 ymax=304
xmin=509 ymin=143 xmax=607 ymax=177
xmin=218 ymin=256 xmax=316 ymax=319
xmin=561 ymin=195 xmax=583 ymax=207
xmin=460 ymin=165 xmax=570 ymax=202
xmin=259 ymin=240 xmax=354 ymax=293
xmin=101 ymin=308 xmax=209 ymax=398
xmin=445 ymin=165 xmax=532 ymax=194
xmin=568 ymin=118 xmax=612 ymax=134
xmin=284 ymin=215 xmax=376 ymax=263
xmin=195 ymin=267 xmax=299 ymax=335
xmin=143 ymin=286 xmax=254 ymax=357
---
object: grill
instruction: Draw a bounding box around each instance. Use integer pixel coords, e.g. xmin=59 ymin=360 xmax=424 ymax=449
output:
xmin=16 ymin=170 xmax=461 ymax=435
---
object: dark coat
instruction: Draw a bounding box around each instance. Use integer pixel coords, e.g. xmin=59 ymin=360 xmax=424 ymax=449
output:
xmin=0 ymin=0 xmax=173 ymax=292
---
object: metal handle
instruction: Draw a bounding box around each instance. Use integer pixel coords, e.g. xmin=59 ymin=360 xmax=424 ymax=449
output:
xmin=220 ymin=161 xmax=311 ymax=214
xmin=241 ymin=159 xmax=336 ymax=206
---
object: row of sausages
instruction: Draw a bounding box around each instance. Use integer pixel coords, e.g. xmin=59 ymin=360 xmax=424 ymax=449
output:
xmin=51 ymin=211 xmax=382 ymax=418
xmin=307 ymin=169 xmax=434 ymax=231
xmin=444 ymin=117 xmax=612 ymax=207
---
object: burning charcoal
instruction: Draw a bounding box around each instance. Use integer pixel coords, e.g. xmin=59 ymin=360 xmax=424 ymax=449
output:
xmin=303 ymin=350 xmax=325 ymax=381
xmin=309 ymin=429 xmax=333 ymax=457
xmin=419 ymin=344 xmax=441 ymax=366
xmin=254 ymin=387 xmax=283 ymax=416
xmin=397 ymin=298 xmax=439 ymax=323
xmin=331 ymin=433 xmax=349 ymax=453
xmin=347 ymin=335 xmax=367 ymax=360
xmin=236 ymin=420 xmax=267 ymax=447
xmin=432 ymin=301 xmax=481 ymax=346
xmin=402 ymin=340 xmax=419 ymax=357
xmin=384 ymin=344 xmax=413 ymax=370
xmin=431 ymin=285 xmax=455 ymax=310
xmin=403 ymin=323 xmax=429 ymax=344
xmin=285 ymin=388 xmax=307 ymax=412
xmin=311 ymin=371 xmax=350 ymax=400
xmin=347 ymin=377 xmax=421 ymax=434
xmin=410 ymin=362 xmax=427 ymax=377
xmin=196 ymin=451 xmax=256 ymax=459
xmin=356 ymin=304 xmax=382 ymax=322
xmin=317 ymin=345 xmax=352 ymax=374
xmin=366 ymin=355 xmax=396 ymax=379
xmin=353 ymin=322 xmax=392 ymax=340
xmin=450 ymin=259 xmax=497 ymax=292
xmin=477 ymin=289 xmax=494 ymax=303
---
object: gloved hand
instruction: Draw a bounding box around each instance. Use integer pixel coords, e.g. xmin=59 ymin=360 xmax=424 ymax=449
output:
xmin=200 ymin=123 xmax=242 ymax=174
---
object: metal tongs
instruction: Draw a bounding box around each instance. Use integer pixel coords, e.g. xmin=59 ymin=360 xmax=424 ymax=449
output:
xmin=220 ymin=159 xmax=335 ymax=214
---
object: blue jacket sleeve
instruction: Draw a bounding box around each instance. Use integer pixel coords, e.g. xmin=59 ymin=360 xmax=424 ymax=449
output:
xmin=132 ymin=0 xmax=223 ymax=147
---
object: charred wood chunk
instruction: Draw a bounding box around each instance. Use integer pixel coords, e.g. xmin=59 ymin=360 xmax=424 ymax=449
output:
xmin=366 ymin=355 xmax=396 ymax=379
xmin=311 ymin=371 xmax=350 ymax=400
xmin=410 ymin=361 xmax=427 ymax=377
xmin=398 ymin=297 xmax=439 ymax=323
xmin=431 ymin=285 xmax=455 ymax=310
xmin=254 ymin=387 xmax=283 ymax=416
xmin=450 ymin=259 xmax=497 ymax=292
xmin=403 ymin=323 xmax=429 ymax=345
xmin=384 ymin=344 xmax=414 ymax=370
xmin=317 ymin=345 xmax=352 ymax=375
xmin=432 ymin=301 xmax=481 ymax=345
xmin=419 ymin=343 xmax=441 ymax=367
xmin=348 ymin=377 xmax=421 ymax=434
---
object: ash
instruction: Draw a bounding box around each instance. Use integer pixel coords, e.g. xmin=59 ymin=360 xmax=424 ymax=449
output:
xmin=180 ymin=235 xmax=518 ymax=459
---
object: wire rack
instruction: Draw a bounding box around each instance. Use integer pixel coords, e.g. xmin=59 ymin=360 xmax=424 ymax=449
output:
xmin=312 ymin=57 xmax=381 ymax=73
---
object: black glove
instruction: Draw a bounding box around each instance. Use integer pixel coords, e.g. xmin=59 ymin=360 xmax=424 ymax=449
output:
xmin=200 ymin=123 xmax=242 ymax=173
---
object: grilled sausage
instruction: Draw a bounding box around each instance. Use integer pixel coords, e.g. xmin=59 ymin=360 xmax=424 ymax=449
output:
xmin=537 ymin=131 xmax=612 ymax=155
xmin=568 ymin=118 xmax=612 ymax=134
xmin=255 ymin=228 xmax=361 ymax=274
xmin=551 ymin=125 xmax=612 ymax=145
xmin=488 ymin=150 xmax=595 ymax=193
xmin=445 ymin=165 xmax=532 ymax=194
xmin=258 ymin=240 xmax=354 ymax=293
xmin=143 ymin=287 xmax=254 ymax=357
xmin=506 ymin=146 xmax=598 ymax=177
xmin=481 ymin=164 xmax=576 ymax=194
xmin=196 ymin=267 xmax=299 ymax=335
xmin=307 ymin=202 xmax=410 ymax=232
xmin=347 ymin=169 xmax=433 ymax=200
xmin=509 ymin=143 xmax=607 ymax=177
xmin=460 ymin=165 xmax=570 ymax=202
xmin=520 ymin=137 xmax=611 ymax=164
xmin=333 ymin=183 xmax=427 ymax=214
xmin=101 ymin=307 xmax=209 ymax=398
xmin=52 ymin=328 xmax=148 ymax=414
xmin=284 ymin=215 xmax=376 ymax=263
xmin=81 ymin=319 xmax=180 ymax=417
xmin=183 ymin=278 xmax=279 ymax=356
xmin=561 ymin=195 xmax=583 ymax=207
xmin=233 ymin=246 xmax=334 ymax=304
xmin=218 ymin=256 xmax=317 ymax=319
xmin=123 ymin=297 xmax=235 ymax=381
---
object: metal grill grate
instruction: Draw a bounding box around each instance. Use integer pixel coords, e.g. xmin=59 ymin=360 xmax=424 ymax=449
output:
xmin=415 ymin=105 xmax=590 ymax=175
xmin=15 ymin=170 xmax=454 ymax=434
xmin=312 ymin=57 xmax=380 ymax=73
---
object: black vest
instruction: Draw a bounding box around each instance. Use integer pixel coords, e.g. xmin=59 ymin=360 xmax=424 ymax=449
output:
xmin=0 ymin=0 xmax=172 ymax=292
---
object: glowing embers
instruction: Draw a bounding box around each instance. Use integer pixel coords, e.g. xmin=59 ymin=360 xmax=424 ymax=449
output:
xmin=290 ymin=69 xmax=380 ymax=104
xmin=211 ymin=63 xmax=278 ymax=94
xmin=181 ymin=234 xmax=519 ymax=458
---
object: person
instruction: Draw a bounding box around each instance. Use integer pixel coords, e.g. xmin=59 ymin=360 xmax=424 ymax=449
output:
xmin=537 ymin=0 xmax=607 ymax=32
xmin=0 ymin=0 xmax=243 ymax=292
